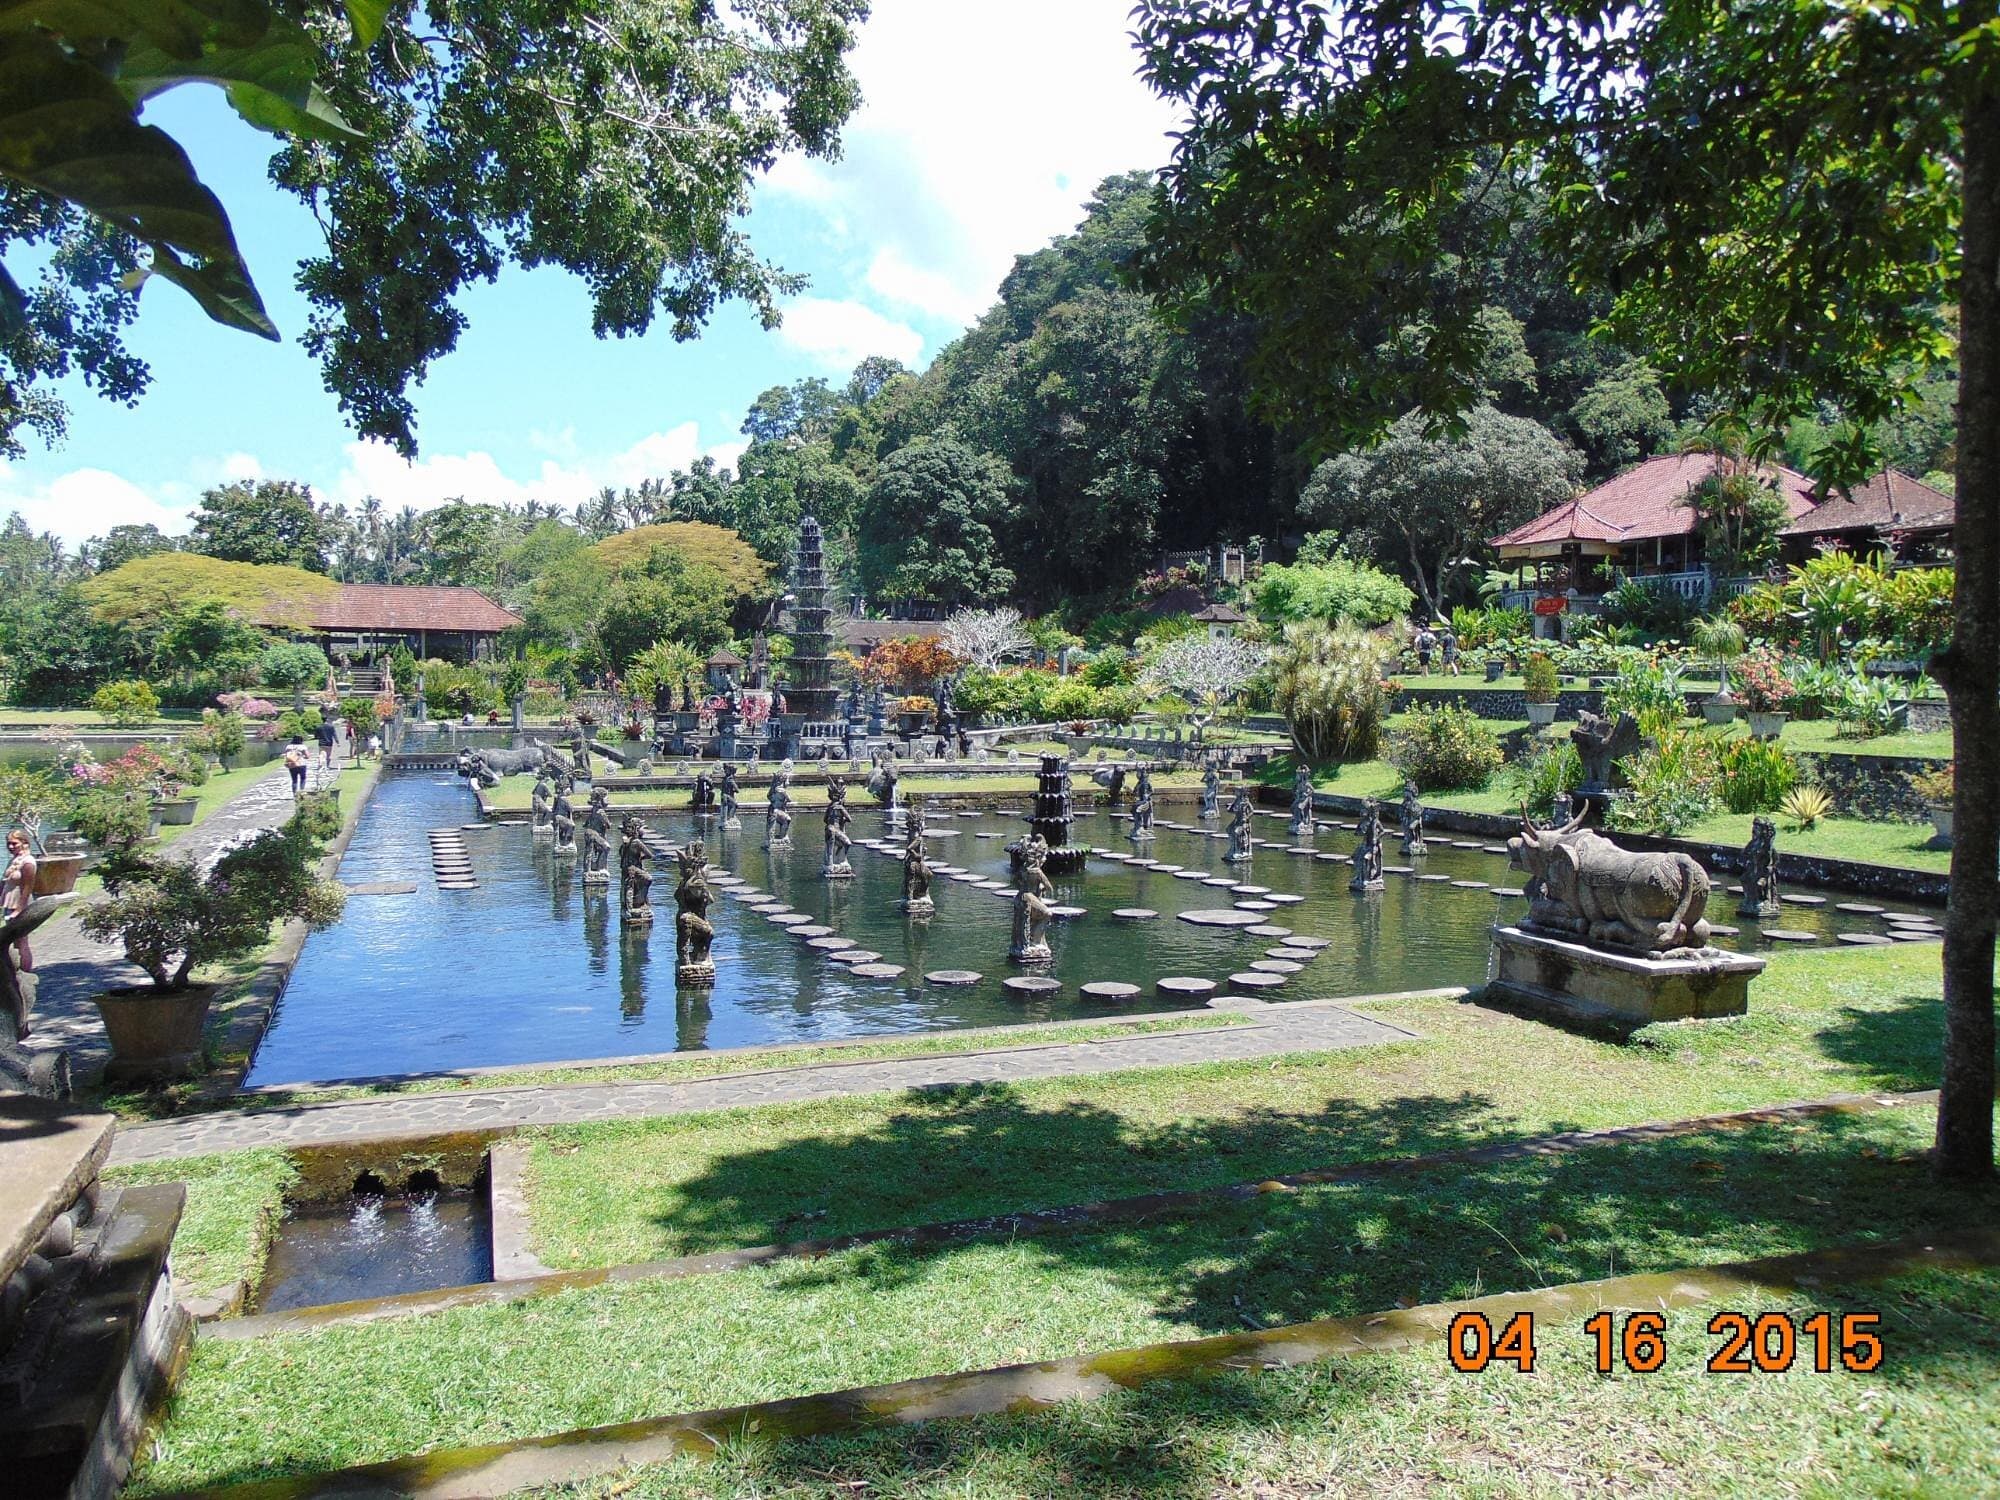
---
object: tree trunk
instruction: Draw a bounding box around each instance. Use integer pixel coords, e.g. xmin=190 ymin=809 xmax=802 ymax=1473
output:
xmin=1403 ymin=527 xmax=1440 ymax=620
xmin=1935 ymin=88 xmax=2000 ymax=1182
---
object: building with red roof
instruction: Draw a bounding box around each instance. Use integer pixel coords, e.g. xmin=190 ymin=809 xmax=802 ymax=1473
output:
xmin=283 ymin=584 xmax=524 ymax=661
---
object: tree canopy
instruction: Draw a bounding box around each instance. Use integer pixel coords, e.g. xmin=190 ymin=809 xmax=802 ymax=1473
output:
xmin=590 ymin=522 xmax=770 ymax=599
xmin=81 ymin=552 xmax=339 ymax=632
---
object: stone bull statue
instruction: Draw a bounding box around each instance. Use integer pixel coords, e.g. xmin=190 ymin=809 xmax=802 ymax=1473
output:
xmin=1508 ymin=805 xmax=1712 ymax=956
xmin=460 ymin=739 xmax=576 ymax=787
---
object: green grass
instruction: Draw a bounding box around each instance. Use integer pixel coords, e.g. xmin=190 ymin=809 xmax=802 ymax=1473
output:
xmin=520 ymin=943 xmax=1958 ymax=1269
xmin=0 ymin=707 xmax=200 ymax=729
xmin=1679 ymin=811 xmax=1951 ymax=874
xmin=542 ymin=1263 xmax=2000 ymax=1499
xmin=102 ymin=1148 xmax=295 ymax=1302
xmin=131 ymin=1100 xmax=2000 ymax=1495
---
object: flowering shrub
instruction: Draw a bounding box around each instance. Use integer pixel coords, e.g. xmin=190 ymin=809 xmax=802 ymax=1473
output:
xmin=1386 ymin=706 xmax=1504 ymax=791
xmin=219 ymin=695 xmax=281 ymax=720
xmin=1733 ymin=650 xmax=1794 ymax=714
xmin=1911 ymin=765 xmax=1954 ymax=805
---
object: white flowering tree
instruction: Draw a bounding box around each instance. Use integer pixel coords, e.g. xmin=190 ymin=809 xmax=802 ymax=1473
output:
xmin=1145 ymin=634 xmax=1267 ymax=716
xmin=942 ymin=606 xmax=1032 ymax=669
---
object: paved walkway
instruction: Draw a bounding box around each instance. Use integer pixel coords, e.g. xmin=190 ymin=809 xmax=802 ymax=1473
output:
xmin=107 ymin=998 xmax=1423 ymax=1163
xmin=22 ymin=760 xmax=343 ymax=1076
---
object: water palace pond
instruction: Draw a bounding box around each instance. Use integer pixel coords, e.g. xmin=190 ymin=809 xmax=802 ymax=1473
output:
xmin=244 ymin=769 xmax=1937 ymax=1086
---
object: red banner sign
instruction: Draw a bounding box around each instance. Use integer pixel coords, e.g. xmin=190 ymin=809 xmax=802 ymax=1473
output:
xmin=1531 ymin=596 xmax=1568 ymax=616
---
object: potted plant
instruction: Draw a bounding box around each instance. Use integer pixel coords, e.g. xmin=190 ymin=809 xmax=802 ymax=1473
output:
xmin=1911 ymin=765 xmax=1954 ymax=848
xmin=1693 ymin=618 xmax=1746 ymax=726
xmin=1522 ymin=652 xmax=1561 ymax=729
xmin=1737 ymin=650 xmax=1793 ymax=740
xmin=80 ymin=797 xmax=346 ymax=1081
xmin=68 ymin=789 xmax=155 ymax=851
xmin=0 ymin=767 xmax=83 ymax=894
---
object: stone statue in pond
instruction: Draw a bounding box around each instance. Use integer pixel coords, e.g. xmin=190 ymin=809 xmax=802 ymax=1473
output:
xmin=581 ymin=787 xmax=613 ymax=883
xmin=901 ymin=809 xmax=935 ymax=916
xmin=1225 ymin=787 xmax=1254 ymax=863
xmin=719 ymin=764 xmax=741 ymax=830
xmin=674 ymin=841 xmax=715 ymax=982
xmin=1400 ymin=781 xmax=1427 ymax=856
xmin=1009 ymin=835 xmax=1054 ymax=962
xmin=1198 ymin=761 xmax=1220 ymax=819
xmin=1508 ymin=804 xmax=1712 ymax=956
xmin=1288 ymin=764 xmax=1315 ymax=838
xmin=1350 ymin=797 xmax=1385 ymax=892
xmin=766 ymin=776 xmax=794 ymax=846
xmin=1739 ymin=815 xmax=1780 ymax=918
xmin=530 ymin=773 xmax=554 ymax=839
xmin=691 ymin=770 xmax=714 ymax=817
xmin=1128 ymin=768 xmax=1156 ymax=842
xmin=823 ymin=777 xmax=853 ymax=878
xmin=551 ymin=781 xmax=577 ymax=855
xmin=619 ymin=815 xmax=653 ymax=924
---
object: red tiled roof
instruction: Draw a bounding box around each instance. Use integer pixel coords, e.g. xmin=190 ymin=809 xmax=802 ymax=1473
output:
xmin=1781 ymin=469 xmax=1954 ymax=536
xmin=1489 ymin=454 xmax=1818 ymax=550
xmin=308 ymin=584 xmax=523 ymax=634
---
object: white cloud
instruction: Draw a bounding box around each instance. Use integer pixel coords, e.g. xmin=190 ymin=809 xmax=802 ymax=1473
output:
xmin=0 ymin=464 xmax=197 ymax=545
xmin=760 ymin=0 xmax=1178 ymax=338
xmin=774 ymin=296 xmax=925 ymax=371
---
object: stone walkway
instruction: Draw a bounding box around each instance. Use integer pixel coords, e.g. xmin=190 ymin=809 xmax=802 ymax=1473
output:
xmin=107 ymin=997 xmax=1424 ymax=1163
xmin=22 ymin=760 xmax=344 ymax=1076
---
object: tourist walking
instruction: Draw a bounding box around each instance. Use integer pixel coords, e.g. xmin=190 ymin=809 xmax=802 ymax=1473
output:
xmin=1440 ymin=626 xmax=1461 ymax=677
xmin=1414 ymin=624 xmax=1436 ymax=671
xmin=4 ymin=829 xmax=38 ymax=984
xmin=315 ymin=714 xmax=339 ymax=771
xmin=366 ymin=730 xmax=383 ymax=762
xmin=283 ymin=735 xmax=311 ymax=797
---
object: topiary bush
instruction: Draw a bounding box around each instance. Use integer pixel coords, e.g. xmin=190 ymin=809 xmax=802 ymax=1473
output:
xmin=259 ymin=641 xmax=332 ymax=692
xmin=1385 ymin=705 xmax=1504 ymax=791
xmin=90 ymin=679 xmax=160 ymax=727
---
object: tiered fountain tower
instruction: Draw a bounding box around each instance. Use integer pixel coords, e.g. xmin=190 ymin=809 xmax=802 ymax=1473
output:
xmin=783 ymin=515 xmax=842 ymax=744
xmin=1022 ymin=753 xmax=1088 ymax=874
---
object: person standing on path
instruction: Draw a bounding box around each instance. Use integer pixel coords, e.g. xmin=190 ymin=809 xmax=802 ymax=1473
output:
xmin=4 ymin=829 xmax=37 ymax=985
xmin=315 ymin=714 xmax=339 ymax=772
xmin=283 ymin=736 xmax=310 ymax=797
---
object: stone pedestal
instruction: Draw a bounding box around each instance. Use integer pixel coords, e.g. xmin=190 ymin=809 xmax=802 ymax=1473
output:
xmin=0 ymin=1095 xmax=189 ymax=1499
xmin=1486 ymin=925 xmax=1763 ymax=1037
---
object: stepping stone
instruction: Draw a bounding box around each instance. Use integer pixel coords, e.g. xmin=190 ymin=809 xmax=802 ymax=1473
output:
xmin=1264 ymin=893 xmax=1305 ymax=904
xmin=1158 ymin=976 xmax=1218 ymax=998
xmin=1250 ymin=959 xmax=1302 ymax=974
xmin=1782 ymin=894 xmax=1827 ymax=907
xmin=1838 ymin=933 xmax=1893 ymax=946
xmin=808 ymin=936 xmax=856 ymax=951
xmin=1763 ymin=929 xmax=1818 ymax=943
xmin=1890 ymin=930 xmax=1940 ymax=942
xmin=1207 ymin=995 xmax=1271 ymax=1010
xmin=932 ymin=864 xmax=962 ymax=874
xmin=1417 ymin=874 xmax=1453 ymax=883
xmin=1245 ymin=924 xmax=1293 ymax=939
xmin=1180 ymin=907 xmax=1267 ymax=927
xmin=977 ymin=880 xmax=1010 ymax=891
xmin=461 ymin=823 xmax=491 ymax=831
xmin=1100 ymin=853 xmax=1133 ymax=863
xmin=1286 ymin=846 xmax=1317 ymax=855
xmin=1153 ymin=863 xmax=1184 ymax=873
xmin=792 ymin=924 xmax=835 ymax=938
xmin=346 ymin=882 xmax=420 ymax=895
xmin=1268 ymin=947 xmax=1316 ymax=961
xmin=1231 ymin=884 xmax=1272 ymax=895
xmin=1482 ymin=845 xmax=1510 ymax=855
xmin=1049 ymin=905 xmax=1087 ymax=920
xmin=1229 ymin=971 xmax=1288 ymax=989
xmin=1174 ymin=870 xmax=1207 ymax=881
xmin=975 ymin=831 xmax=1004 ymax=839
xmin=827 ymin=949 xmax=882 ymax=965
xmin=1202 ymin=877 xmax=1238 ymax=887
xmin=1452 ymin=839 xmax=1484 ymax=849
xmin=1836 ymin=903 xmax=1885 ymax=915
xmin=1491 ymin=887 xmax=1527 ymax=898
xmin=769 ymin=912 xmax=812 ymax=925
xmin=851 ymin=963 xmax=907 ymax=978
xmin=1451 ymin=880 xmax=1490 ymax=890
xmin=1315 ymin=852 xmax=1344 ymax=864
xmin=1003 ymin=976 xmax=1062 ymax=1000
xmin=1884 ymin=912 xmax=1940 ymax=926
xmin=926 ymin=969 xmax=983 ymax=986
xmin=1081 ymin=981 xmax=1141 ymax=1003
xmin=1234 ymin=900 xmax=1277 ymax=912
xmin=1112 ymin=908 xmax=1159 ymax=921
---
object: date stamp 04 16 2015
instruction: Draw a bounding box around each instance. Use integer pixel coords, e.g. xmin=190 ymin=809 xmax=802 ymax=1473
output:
xmin=1446 ymin=1309 xmax=1885 ymax=1376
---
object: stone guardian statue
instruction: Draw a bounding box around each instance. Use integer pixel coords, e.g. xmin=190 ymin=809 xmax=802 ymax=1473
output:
xmin=1400 ymin=781 xmax=1427 ymax=856
xmin=1349 ymin=797 xmax=1385 ymax=892
xmin=581 ymin=787 xmax=613 ymax=884
xmin=1009 ymin=835 xmax=1054 ymax=963
xmin=530 ymin=772 xmax=554 ymax=839
xmin=1288 ymin=764 xmax=1315 ymax=838
xmin=674 ymin=841 xmax=715 ymax=982
xmin=900 ymin=808 xmax=935 ymax=916
xmin=551 ymin=781 xmax=577 ymax=856
xmin=1738 ymin=815 xmax=1781 ymax=919
xmin=619 ymin=815 xmax=653 ymax=925
xmin=766 ymin=776 xmax=795 ymax=846
xmin=823 ymin=776 xmax=853 ymax=878
xmin=1225 ymin=788 xmax=1254 ymax=863
xmin=1128 ymin=767 xmax=1156 ymax=842
xmin=1198 ymin=761 xmax=1220 ymax=819
xmin=720 ymin=764 xmax=741 ymax=830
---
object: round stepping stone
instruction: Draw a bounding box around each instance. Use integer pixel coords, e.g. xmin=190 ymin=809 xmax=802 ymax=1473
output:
xmin=851 ymin=963 xmax=906 ymax=978
xmin=977 ymin=880 xmax=1010 ymax=891
xmin=1763 ymin=929 xmax=1818 ymax=943
xmin=1231 ymin=884 xmax=1271 ymax=895
xmin=1267 ymin=947 xmax=1316 ymax=961
xmin=1286 ymin=846 xmax=1317 ymax=855
xmin=1891 ymin=930 xmax=1940 ymax=942
xmin=925 ymin=969 xmax=982 ymax=986
xmin=1707 ymin=924 xmax=1740 ymax=938
xmin=808 ymin=935 xmax=856 ymax=951
xmin=1782 ymin=893 xmax=1827 ymax=907
xmin=1179 ymin=908 xmax=1266 ymax=927
xmin=1081 ymin=981 xmax=1141 ymax=1003
xmin=1234 ymin=900 xmax=1277 ymax=912
xmin=1837 ymin=933 xmax=1893 ymax=946
xmin=1003 ymin=976 xmax=1061 ymax=1000
xmin=792 ymin=924 xmax=834 ymax=938
xmin=1836 ymin=902 xmax=1885 ymax=915
xmin=1287 ymin=935 xmax=1330 ymax=949
xmin=1452 ymin=839 xmax=1484 ymax=849
xmin=1100 ymin=852 xmax=1133 ymax=863
xmin=951 ymin=872 xmax=981 ymax=883
xmin=975 ymin=831 xmax=1004 ymax=839
xmin=1207 ymin=995 xmax=1270 ymax=1010
xmin=1250 ymin=959 xmax=1302 ymax=974
xmin=1049 ymin=905 xmax=1087 ymax=920
xmin=1202 ymin=877 xmax=1238 ymax=888
xmin=1158 ymin=976 xmax=1218 ymax=998
xmin=768 ymin=912 xmax=812 ymax=925
xmin=1451 ymin=880 xmax=1490 ymax=890
xmin=437 ymin=881 xmax=478 ymax=891
xmin=1264 ymin=892 xmax=1305 ymax=904
xmin=1382 ymin=864 xmax=1413 ymax=875
xmin=1491 ymin=887 xmax=1527 ymax=898
xmin=932 ymin=864 xmax=962 ymax=874
xmin=1417 ymin=873 xmax=1452 ymax=883
xmin=1173 ymin=870 xmax=1206 ymax=881
xmin=1884 ymin=912 xmax=1940 ymax=926
xmin=1481 ymin=845 xmax=1510 ymax=855
xmin=1229 ymin=971 xmax=1288 ymax=989
xmin=1153 ymin=863 xmax=1184 ymax=873
xmin=460 ymin=823 xmax=490 ymax=831
xmin=1245 ymin=924 xmax=1293 ymax=939
xmin=1112 ymin=908 xmax=1158 ymax=921
xmin=1315 ymin=852 xmax=1343 ymax=863
xmin=827 ymin=949 xmax=882 ymax=965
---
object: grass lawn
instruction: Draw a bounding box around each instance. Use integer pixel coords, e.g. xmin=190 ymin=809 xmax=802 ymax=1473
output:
xmin=0 ymin=707 xmax=200 ymax=730
xmin=132 ymin=1099 xmax=2000 ymax=1495
xmin=520 ymin=943 xmax=1958 ymax=1269
xmin=543 ymin=1262 xmax=2000 ymax=1499
xmin=1679 ymin=812 xmax=1950 ymax=874
xmin=102 ymin=1149 xmax=295 ymax=1301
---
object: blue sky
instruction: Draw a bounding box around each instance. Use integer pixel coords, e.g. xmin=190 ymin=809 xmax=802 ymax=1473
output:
xmin=1 ymin=0 xmax=1178 ymax=547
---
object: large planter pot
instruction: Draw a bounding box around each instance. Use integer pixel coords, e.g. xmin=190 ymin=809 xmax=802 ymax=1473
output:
xmin=155 ymin=796 xmax=199 ymax=826
xmin=92 ymin=982 xmax=217 ymax=1083
xmin=1746 ymin=710 xmax=1789 ymax=741
xmin=31 ymin=852 xmax=85 ymax=896
xmin=1927 ymin=803 xmax=1954 ymax=849
xmin=1524 ymin=701 xmax=1559 ymax=729
xmin=145 ymin=804 xmax=164 ymax=837
xmin=1701 ymin=698 xmax=1740 ymax=728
